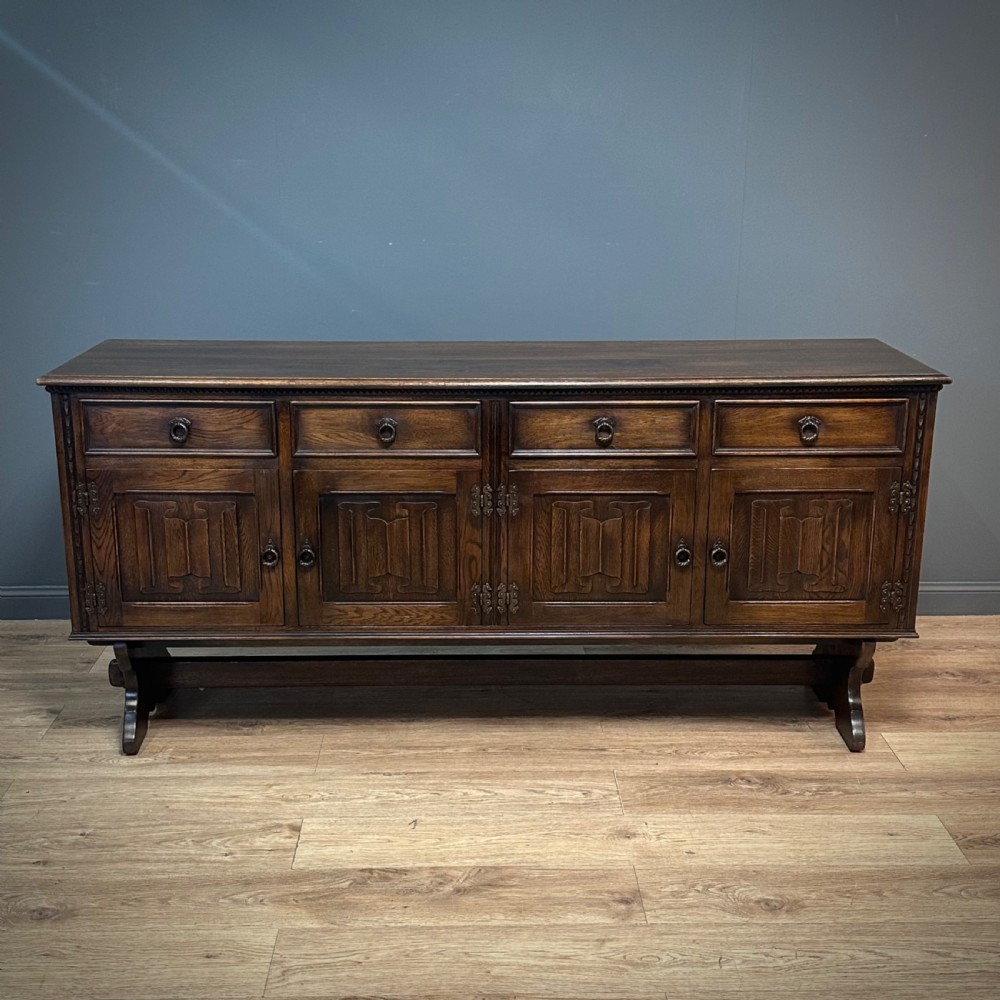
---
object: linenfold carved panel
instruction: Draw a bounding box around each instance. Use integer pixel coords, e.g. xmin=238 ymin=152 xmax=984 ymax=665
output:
xmin=532 ymin=493 xmax=669 ymax=601
xmin=731 ymin=491 xmax=873 ymax=602
xmin=320 ymin=493 xmax=457 ymax=603
xmin=550 ymin=499 xmax=652 ymax=594
xmin=116 ymin=493 xmax=259 ymax=603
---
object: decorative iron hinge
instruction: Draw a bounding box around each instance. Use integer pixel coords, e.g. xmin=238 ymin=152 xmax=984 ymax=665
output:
xmin=889 ymin=480 xmax=917 ymax=515
xmin=472 ymin=581 xmax=494 ymax=621
xmin=83 ymin=582 xmax=108 ymax=617
xmin=495 ymin=483 xmax=519 ymax=518
xmin=73 ymin=482 xmax=100 ymax=518
xmin=879 ymin=580 xmax=905 ymax=614
xmin=497 ymin=581 xmax=520 ymax=616
xmin=471 ymin=483 xmax=494 ymax=517
xmin=473 ymin=482 xmax=518 ymax=518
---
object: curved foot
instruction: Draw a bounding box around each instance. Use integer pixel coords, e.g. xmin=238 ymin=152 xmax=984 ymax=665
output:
xmin=110 ymin=643 xmax=169 ymax=755
xmin=813 ymin=640 xmax=876 ymax=752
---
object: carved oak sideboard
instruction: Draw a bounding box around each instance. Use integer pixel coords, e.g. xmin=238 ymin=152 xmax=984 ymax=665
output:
xmin=39 ymin=338 xmax=949 ymax=754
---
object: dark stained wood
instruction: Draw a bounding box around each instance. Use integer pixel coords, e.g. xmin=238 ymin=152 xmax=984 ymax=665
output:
xmin=712 ymin=398 xmax=907 ymax=455
xmin=510 ymin=401 xmax=698 ymax=456
xmin=812 ymin=640 xmax=877 ymax=752
xmin=38 ymin=337 xmax=951 ymax=389
xmin=109 ymin=642 xmax=170 ymax=755
xmin=82 ymin=399 xmax=275 ymax=455
xmin=87 ymin=467 xmax=284 ymax=629
xmin=293 ymin=466 xmax=481 ymax=628
xmin=293 ymin=400 xmax=480 ymax=456
xmin=144 ymin=652 xmax=830 ymax=690
xmin=38 ymin=338 xmax=948 ymax=753
xmin=704 ymin=466 xmax=901 ymax=629
xmin=506 ymin=468 xmax=696 ymax=628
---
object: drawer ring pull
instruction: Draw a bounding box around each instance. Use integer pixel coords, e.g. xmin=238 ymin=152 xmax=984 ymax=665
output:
xmin=593 ymin=415 xmax=615 ymax=447
xmin=798 ymin=415 xmax=822 ymax=444
xmin=298 ymin=540 xmax=316 ymax=569
xmin=710 ymin=539 xmax=729 ymax=568
xmin=674 ymin=540 xmax=693 ymax=568
xmin=375 ymin=417 xmax=398 ymax=447
xmin=167 ymin=416 xmax=191 ymax=444
xmin=261 ymin=540 xmax=280 ymax=568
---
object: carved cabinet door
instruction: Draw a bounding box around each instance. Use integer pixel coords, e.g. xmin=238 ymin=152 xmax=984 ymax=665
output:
xmin=704 ymin=466 xmax=901 ymax=627
xmin=86 ymin=467 xmax=284 ymax=627
xmin=294 ymin=468 xmax=482 ymax=627
xmin=505 ymin=470 xmax=696 ymax=628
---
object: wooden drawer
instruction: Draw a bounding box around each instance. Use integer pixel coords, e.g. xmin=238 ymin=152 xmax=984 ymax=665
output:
xmin=713 ymin=399 xmax=907 ymax=455
xmin=293 ymin=402 xmax=480 ymax=455
xmin=83 ymin=400 xmax=275 ymax=455
xmin=510 ymin=401 xmax=698 ymax=456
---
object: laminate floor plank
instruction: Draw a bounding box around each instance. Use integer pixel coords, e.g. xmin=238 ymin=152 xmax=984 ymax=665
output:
xmin=3 ymin=772 xmax=622 ymax=816
xmin=315 ymin=728 xmax=898 ymax=773
xmin=634 ymin=864 xmax=1000 ymax=924
xmin=2 ymin=616 xmax=997 ymax=1000
xmin=939 ymin=813 xmax=1000 ymax=864
xmin=0 ymin=804 xmax=302 ymax=871
xmin=264 ymin=924 xmax=1000 ymax=999
xmin=0 ymin=721 xmax=61 ymax=750
xmin=0 ymin=866 xmax=644 ymax=929
xmin=880 ymin=731 xmax=1000 ymax=773
xmin=292 ymin=812 xmax=965 ymax=869
xmin=0 ymin=923 xmax=276 ymax=1000
xmin=616 ymin=767 xmax=1000 ymax=813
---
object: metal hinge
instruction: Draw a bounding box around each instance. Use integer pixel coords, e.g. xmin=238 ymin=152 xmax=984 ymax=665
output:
xmin=497 ymin=581 xmax=520 ymax=616
xmin=495 ymin=483 xmax=519 ymax=518
xmin=879 ymin=580 xmax=905 ymax=614
xmin=471 ymin=483 xmax=494 ymax=517
xmin=472 ymin=581 xmax=493 ymax=621
xmin=889 ymin=481 xmax=917 ymax=515
xmin=83 ymin=582 xmax=107 ymax=617
xmin=472 ymin=482 xmax=519 ymax=518
xmin=74 ymin=482 xmax=100 ymax=518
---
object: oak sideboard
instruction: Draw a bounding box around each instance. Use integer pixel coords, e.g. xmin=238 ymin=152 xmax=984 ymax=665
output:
xmin=39 ymin=338 xmax=949 ymax=754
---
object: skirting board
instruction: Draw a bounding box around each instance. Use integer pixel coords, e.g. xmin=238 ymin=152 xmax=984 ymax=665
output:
xmin=2 ymin=583 xmax=998 ymax=621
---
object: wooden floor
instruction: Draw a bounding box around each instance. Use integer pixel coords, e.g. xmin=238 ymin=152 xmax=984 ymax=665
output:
xmin=1 ymin=617 xmax=998 ymax=1000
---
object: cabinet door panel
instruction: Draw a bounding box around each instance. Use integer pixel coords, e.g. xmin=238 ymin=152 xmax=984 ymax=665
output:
xmin=89 ymin=468 xmax=283 ymax=627
xmin=295 ymin=469 xmax=481 ymax=627
xmin=705 ymin=466 xmax=899 ymax=627
xmin=507 ymin=470 xmax=695 ymax=627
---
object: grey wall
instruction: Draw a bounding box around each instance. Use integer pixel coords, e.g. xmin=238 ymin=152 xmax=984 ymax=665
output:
xmin=2 ymin=0 xmax=998 ymax=617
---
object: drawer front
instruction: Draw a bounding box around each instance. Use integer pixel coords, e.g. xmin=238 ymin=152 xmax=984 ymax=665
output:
xmin=83 ymin=400 xmax=275 ymax=455
xmin=511 ymin=402 xmax=698 ymax=456
xmin=293 ymin=402 xmax=480 ymax=456
xmin=713 ymin=399 xmax=907 ymax=455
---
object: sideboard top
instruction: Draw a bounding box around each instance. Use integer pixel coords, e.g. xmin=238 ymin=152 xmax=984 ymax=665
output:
xmin=38 ymin=337 xmax=950 ymax=390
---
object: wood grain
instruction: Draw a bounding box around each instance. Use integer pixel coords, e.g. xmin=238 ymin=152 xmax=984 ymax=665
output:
xmin=939 ymin=813 xmax=1000 ymax=864
xmin=0 ymin=806 xmax=302 ymax=871
xmin=0 ymin=924 xmax=276 ymax=1000
xmin=265 ymin=924 xmax=1000 ymax=999
xmin=3 ymin=772 xmax=622 ymax=816
xmin=634 ymin=865 xmax=1000 ymax=924
xmin=1 ymin=616 xmax=997 ymax=1000
xmin=291 ymin=812 xmax=965 ymax=868
xmin=37 ymin=337 xmax=951 ymax=388
xmin=615 ymin=767 xmax=1000 ymax=813
xmin=0 ymin=866 xmax=644 ymax=929
xmin=881 ymin=731 xmax=1000 ymax=774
